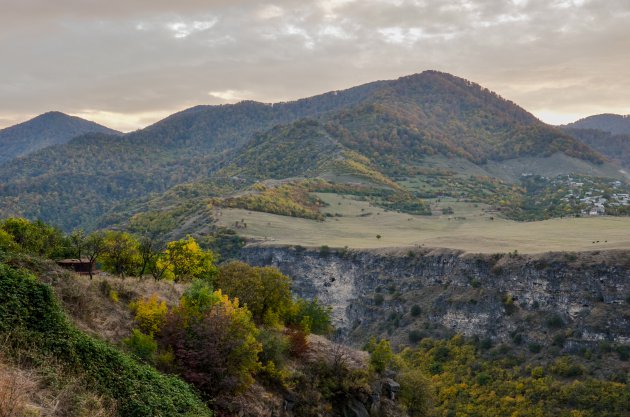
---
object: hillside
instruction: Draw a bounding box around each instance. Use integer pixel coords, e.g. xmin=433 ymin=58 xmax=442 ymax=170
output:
xmin=0 ymin=111 xmax=119 ymax=165
xmin=0 ymin=220 xmax=410 ymax=417
xmin=566 ymin=113 xmax=630 ymax=135
xmin=0 ymin=71 xmax=619 ymax=232
xmin=565 ymin=127 xmax=630 ymax=169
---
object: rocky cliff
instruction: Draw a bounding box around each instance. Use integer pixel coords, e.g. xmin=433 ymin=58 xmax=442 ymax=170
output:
xmin=240 ymin=246 xmax=630 ymax=352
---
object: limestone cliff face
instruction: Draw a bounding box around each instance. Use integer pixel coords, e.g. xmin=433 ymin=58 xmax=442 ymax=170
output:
xmin=240 ymin=246 xmax=630 ymax=350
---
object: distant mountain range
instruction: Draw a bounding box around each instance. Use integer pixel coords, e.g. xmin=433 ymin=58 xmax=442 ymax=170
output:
xmin=0 ymin=111 xmax=120 ymax=165
xmin=566 ymin=113 xmax=630 ymax=135
xmin=561 ymin=114 xmax=630 ymax=170
xmin=0 ymin=71 xmax=627 ymax=231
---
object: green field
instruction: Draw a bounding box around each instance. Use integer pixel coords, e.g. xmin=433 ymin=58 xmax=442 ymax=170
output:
xmin=215 ymin=192 xmax=630 ymax=253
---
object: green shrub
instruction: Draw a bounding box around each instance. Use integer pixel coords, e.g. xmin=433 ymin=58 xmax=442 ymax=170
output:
xmin=319 ymin=245 xmax=331 ymax=257
xmin=398 ymin=369 xmax=432 ymax=417
xmin=409 ymin=330 xmax=424 ymax=344
xmin=373 ymin=293 xmax=385 ymax=306
xmin=370 ymin=340 xmax=393 ymax=373
xmin=476 ymin=372 xmax=492 ymax=386
xmin=549 ymin=357 xmax=584 ymax=377
xmin=545 ymin=313 xmax=565 ymax=329
xmin=258 ymin=328 xmax=290 ymax=368
xmin=124 ymin=329 xmax=158 ymax=362
xmin=528 ymin=342 xmax=543 ymax=354
xmin=288 ymin=298 xmax=333 ymax=335
xmin=410 ymin=304 xmax=422 ymax=317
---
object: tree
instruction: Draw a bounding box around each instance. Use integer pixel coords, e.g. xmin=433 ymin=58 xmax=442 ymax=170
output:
xmin=159 ymin=285 xmax=261 ymax=396
xmin=370 ymin=339 xmax=393 ymax=374
xmin=0 ymin=218 xmax=65 ymax=257
xmin=156 ymin=236 xmax=216 ymax=282
xmin=101 ymin=231 xmax=141 ymax=278
xmin=0 ymin=229 xmax=17 ymax=253
xmin=216 ymin=262 xmax=292 ymax=325
xmin=398 ymin=369 xmax=432 ymax=417
xmin=137 ymin=235 xmax=161 ymax=278
xmin=287 ymin=298 xmax=333 ymax=335
xmin=130 ymin=293 xmax=168 ymax=335
xmin=69 ymin=229 xmax=86 ymax=259
xmin=84 ymin=231 xmax=106 ymax=280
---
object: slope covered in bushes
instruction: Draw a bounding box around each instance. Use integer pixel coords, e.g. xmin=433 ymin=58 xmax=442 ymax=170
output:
xmin=0 ymin=263 xmax=212 ymax=417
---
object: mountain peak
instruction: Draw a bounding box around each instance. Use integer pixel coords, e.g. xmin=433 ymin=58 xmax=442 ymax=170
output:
xmin=0 ymin=111 xmax=120 ymax=164
xmin=566 ymin=113 xmax=630 ymax=135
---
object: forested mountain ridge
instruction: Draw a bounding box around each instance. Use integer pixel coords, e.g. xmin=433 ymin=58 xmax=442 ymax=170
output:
xmin=0 ymin=111 xmax=120 ymax=164
xmin=564 ymin=127 xmax=630 ymax=169
xmin=566 ymin=113 xmax=630 ymax=135
xmin=0 ymin=71 xmax=616 ymax=230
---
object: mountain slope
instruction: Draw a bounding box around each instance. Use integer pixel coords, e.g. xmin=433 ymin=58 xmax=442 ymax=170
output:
xmin=564 ymin=127 xmax=630 ymax=169
xmin=566 ymin=113 xmax=630 ymax=135
xmin=0 ymin=111 xmax=119 ymax=164
xmin=326 ymin=72 xmax=603 ymax=167
xmin=0 ymin=71 xmax=612 ymax=230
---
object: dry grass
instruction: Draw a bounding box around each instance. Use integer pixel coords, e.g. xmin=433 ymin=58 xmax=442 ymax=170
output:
xmin=0 ymin=361 xmax=34 ymax=417
xmin=0 ymin=352 xmax=115 ymax=417
xmin=38 ymin=266 xmax=186 ymax=343
xmin=215 ymin=192 xmax=630 ymax=254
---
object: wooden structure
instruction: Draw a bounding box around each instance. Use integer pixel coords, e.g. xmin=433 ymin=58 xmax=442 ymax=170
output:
xmin=56 ymin=259 xmax=96 ymax=275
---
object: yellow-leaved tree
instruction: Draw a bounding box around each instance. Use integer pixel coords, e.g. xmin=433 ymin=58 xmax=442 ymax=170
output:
xmin=155 ymin=236 xmax=217 ymax=282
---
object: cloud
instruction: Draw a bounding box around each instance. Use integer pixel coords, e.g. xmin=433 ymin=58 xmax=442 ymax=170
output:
xmin=0 ymin=0 xmax=629 ymax=131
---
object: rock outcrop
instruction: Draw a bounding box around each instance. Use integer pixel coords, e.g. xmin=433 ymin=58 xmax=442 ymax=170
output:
xmin=240 ymin=246 xmax=630 ymax=350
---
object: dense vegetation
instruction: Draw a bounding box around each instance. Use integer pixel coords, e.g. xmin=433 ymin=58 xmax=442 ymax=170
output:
xmin=379 ymin=336 xmax=630 ymax=417
xmin=565 ymin=127 xmax=630 ymax=169
xmin=566 ymin=113 xmax=630 ymax=135
xmin=2 ymin=217 xmax=630 ymax=416
xmin=0 ymin=263 xmax=213 ymax=417
xmin=0 ymin=111 xmax=119 ymax=165
xmin=1 ymin=218 xmax=366 ymax=416
xmin=0 ymin=71 xmax=612 ymax=231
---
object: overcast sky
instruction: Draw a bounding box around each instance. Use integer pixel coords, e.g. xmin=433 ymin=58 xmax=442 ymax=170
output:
xmin=1 ymin=0 xmax=629 ymax=131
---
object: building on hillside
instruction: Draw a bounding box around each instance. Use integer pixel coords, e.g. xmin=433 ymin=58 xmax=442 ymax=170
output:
xmin=56 ymin=258 xmax=96 ymax=275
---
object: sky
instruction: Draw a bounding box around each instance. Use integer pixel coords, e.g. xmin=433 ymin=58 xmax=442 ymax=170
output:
xmin=1 ymin=0 xmax=629 ymax=132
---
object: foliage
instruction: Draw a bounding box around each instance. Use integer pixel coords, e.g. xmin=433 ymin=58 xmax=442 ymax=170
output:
xmin=398 ymin=369 xmax=432 ymax=417
xmin=129 ymin=293 xmax=168 ymax=335
xmin=156 ymin=236 xmax=217 ymax=282
xmin=287 ymin=298 xmax=333 ymax=335
xmin=395 ymin=336 xmax=630 ymax=417
xmin=84 ymin=231 xmax=106 ymax=279
xmin=0 ymin=262 xmax=212 ymax=416
xmin=100 ymin=230 xmax=141 ymax=277
xmin=0 ymin=218 xmax=67 ymax=258
xmin=257 ymin=328 xmax=290 ymax=369
xmin=215 ymin=261 xmax=293 ymax=325
xmin=124 ymin=329 xmax=158 ymax=363
xmin=369 ymin=339 xmax=393 ymax=374
xmin=214 ymin=182 xmax=326 ymax=220
xmin=0 ymin=229 xmax=17 ymax=254
xmin=160 ymin=287 xmax=261 ymax=397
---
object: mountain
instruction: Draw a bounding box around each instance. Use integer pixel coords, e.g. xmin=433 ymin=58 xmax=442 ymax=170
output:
xmin=0 ymin=71 xmax=616 ymax=231
xmin=566 ymin=113 xmax=630 ymax=135
xmin=0 ymin=111 xmax=120 ymax=164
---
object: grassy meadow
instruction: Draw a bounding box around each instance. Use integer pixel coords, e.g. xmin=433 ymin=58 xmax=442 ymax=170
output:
xmin=215 ymin=192 xmax=630 ymax=253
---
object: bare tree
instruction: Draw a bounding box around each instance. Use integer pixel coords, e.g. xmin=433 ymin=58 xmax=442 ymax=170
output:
xmin=84 ymin=231 xmax=105 ymax=280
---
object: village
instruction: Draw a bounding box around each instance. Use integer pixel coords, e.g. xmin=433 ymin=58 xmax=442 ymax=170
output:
xmin=558 ymin=177 xmax=630 ymax=216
